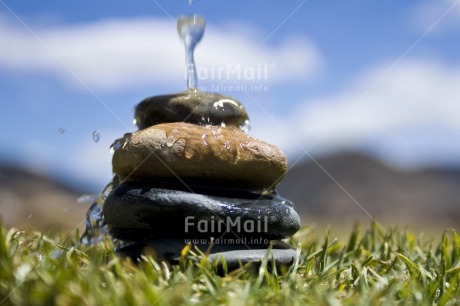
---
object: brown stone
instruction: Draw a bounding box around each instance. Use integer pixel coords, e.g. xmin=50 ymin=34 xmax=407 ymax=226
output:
xmin=112 ymin=122 xmax=287 ymax=190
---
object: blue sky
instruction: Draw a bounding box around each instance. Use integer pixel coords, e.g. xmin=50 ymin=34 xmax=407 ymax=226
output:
xmin=1 ymin=0 xmax=460 ymax=191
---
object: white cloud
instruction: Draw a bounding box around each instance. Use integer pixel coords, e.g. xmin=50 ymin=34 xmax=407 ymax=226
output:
xmin=412 ymin=0 xmax=460 ymax=33
xmin=250 ymin=59 xmax=460 ymax=168
xmin=0 ymin=15 xmax=322 ymax=90
xmin=17 ymin=130 xmax=122 ymax=190
xmin=66 ymin=134 xmax=117 ymax=190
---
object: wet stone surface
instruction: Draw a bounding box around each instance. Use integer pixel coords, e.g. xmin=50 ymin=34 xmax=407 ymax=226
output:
xmin=134 ymin=91 xmax=249 ymax=130
xmin=111 ymin=122 xmax=287 ymax=190
xmin=117 ymin=239 xmax=296 ymax=272
xmin=103 ymin=180 xmax=300 ymax=241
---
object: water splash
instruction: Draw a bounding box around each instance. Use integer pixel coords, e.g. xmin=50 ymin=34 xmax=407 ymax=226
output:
xmin=92 ymin=130 xmax=101 ymax=143
xmin=81 ymin=178 xmax=134 ymax=250
xmin=177 ymin=15 xmax=205 ymax=91
xmin=80 ymin=181 xmax=114 ymax=245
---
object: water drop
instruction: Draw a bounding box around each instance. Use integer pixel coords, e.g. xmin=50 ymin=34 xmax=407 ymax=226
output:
xmin=240 ymin=119 xmax=251 ymax=133
xmin=77 ymin=194 xmax=96 ymax=204
xmin=50 ymin=250 xmax=64 ymax=260
xmin=110 ymin=139 xmax=123 ymax=153
xmin=177 ymin=15 xmax=206 ymax=91
xmin=213 ymin=99 xmax=239 ymax=109
xmin=92 ymin=130 xmax=100 ymax=143
xmin=81 ymin=181 xmax=114 ymax=245
xmin=213 ymin=128 xmax=223 ymax=140
xmin=224 ymin=140 xmax=232 ymax=151
xmin=58 ymin=127 xmax=65 ymax=134
xmin=14 ymin=264 xmax=32 ymax=282
xmin=110 ymin=134 xmax=132 ymax=153
xmin=133 ymin=118 xmax=137 ymax=126
xmin=166 ymin=135 xmax=175 ymax=147
xmin=201 ymin=133 xmax=208 ymax=146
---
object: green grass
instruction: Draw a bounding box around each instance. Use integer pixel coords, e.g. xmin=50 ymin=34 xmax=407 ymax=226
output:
xmin=1 ymin=221 xmax=459 ymax=305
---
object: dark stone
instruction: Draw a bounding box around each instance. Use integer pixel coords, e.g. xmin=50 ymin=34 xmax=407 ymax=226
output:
xmin=116 ymin=238 xmax=296 ymax=271
xmin=134 ymin=91 xmax=249 ymax=130
xmin=103 ymin=180 xmax=300 ymax=241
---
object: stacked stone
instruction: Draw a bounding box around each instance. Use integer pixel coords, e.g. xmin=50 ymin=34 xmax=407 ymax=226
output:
xmin=103 ymin=90 xmax=300 ymax=267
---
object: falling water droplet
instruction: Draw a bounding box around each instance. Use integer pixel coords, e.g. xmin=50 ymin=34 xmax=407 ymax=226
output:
xmin=58 ymin=127 xmax=66 ymax=134
xmin=177 ymin=15 xmax=206 ymax=91
xmin=92 ymin=130 xmax=100 ymax=143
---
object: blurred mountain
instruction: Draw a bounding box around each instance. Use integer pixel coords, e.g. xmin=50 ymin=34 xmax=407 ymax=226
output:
xmin=1 ymin=153 xmax=459 ymax=232
xmin=278 ymin=152 xmax=460 ymax=229
xmin=0 ymin=163 xmax=91 ymax=232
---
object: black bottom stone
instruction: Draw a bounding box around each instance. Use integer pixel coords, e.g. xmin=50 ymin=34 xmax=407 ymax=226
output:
xmin=104 ymin=180 xmax=300 ymax=241
xmin=116 ymin=239 xmax=296 ymax=271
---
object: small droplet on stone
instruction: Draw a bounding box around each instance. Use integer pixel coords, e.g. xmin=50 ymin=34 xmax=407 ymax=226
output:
xmin=240 ymin=119 xmax=251 ymax=133
xmin=110 ymin=139 xmax=122 ymax=153
xmin=166 ymin=135 xmax=175 ymax=147
xmin=92 ymin=130 xmax=100 ymax=143
xmin=185 ymin=150 xmax=194 ymax=159
xmin=28 ymin=214 xmax=32 ymax=219
xmin=224 ymin=140 xmax=232 ymax=151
